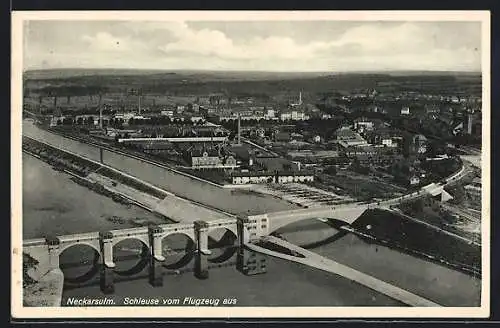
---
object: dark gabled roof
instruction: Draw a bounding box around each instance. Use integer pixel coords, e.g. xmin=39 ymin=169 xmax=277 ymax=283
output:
xmin=190 ymin=148 xmax=219 ymax=157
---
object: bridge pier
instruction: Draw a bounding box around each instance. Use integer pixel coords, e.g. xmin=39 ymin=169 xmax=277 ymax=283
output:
xmin=237 ymin=217 xmax=250 ymax=247
xmin=148 ymin=225 xmax=165 ymax=287
xmin=236 ymin=217 xmax=267 ymax=275
xmin=46 ymin=236 xmax=61 ymax=270
xmin=99 ymin=232 xmax=115 ymax=294
xmin=237 ymin=247 xmax=267 ymax=276
xmin=194 ymin=221 xmax=210 ymax=280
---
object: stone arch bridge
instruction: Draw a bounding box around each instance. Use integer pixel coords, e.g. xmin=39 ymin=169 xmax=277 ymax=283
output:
xmin=23 ymin=179 xmax=456 ymax=294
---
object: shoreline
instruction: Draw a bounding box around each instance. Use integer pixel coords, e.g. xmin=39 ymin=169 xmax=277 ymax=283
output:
xmin=23 ymin=269 xmax=64 ymax=307
xmin=22 ymin=135 xmax=235 ymax=221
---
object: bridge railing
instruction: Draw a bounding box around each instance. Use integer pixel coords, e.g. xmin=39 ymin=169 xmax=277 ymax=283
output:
xmin=158 ymin=222 xmax=194 ymax=231
xmin=109 ymin=227 xmax=149 ymax=237
xmin=23 ymin=238 xmax=47 ymax=247
xmin=57 ymin=232 xmax=100 ymax=243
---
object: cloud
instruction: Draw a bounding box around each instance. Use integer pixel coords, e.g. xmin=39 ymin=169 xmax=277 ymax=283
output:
xmin=23 ymin=21 xmax=482 ymax=72
xmin=82 ymin=32 xmax=133 ymax=52
xmin=156 ymin=21 xmax=480 ymax=69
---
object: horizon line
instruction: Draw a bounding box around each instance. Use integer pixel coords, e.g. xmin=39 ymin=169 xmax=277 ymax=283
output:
xmin=23 ymin=67 xmax=482 ymax=74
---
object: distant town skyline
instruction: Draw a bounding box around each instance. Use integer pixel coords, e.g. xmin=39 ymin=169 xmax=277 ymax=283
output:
xmin=23 ymin=20 xmax=482 ymax=72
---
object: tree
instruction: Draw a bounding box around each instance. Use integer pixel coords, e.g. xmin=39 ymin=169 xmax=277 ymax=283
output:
xmin=325 ymin=165 xmax=337 ymax=176
xmin=23 ymin=253 xmax=39 ymax=287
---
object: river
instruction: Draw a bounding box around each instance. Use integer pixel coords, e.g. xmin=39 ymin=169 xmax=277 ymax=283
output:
xmin=22 ymin=153 xmax=166 ymax=239
xmin=22 ymin=150 xmax=480 ymax=307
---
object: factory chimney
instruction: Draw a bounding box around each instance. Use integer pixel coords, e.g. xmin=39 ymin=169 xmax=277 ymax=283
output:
xmin=138 ymin=94 xmax=141 ymax=115
xmin=38 ymin=96 xmax=43 ymax=115
xmin=53 ymin=96 xmax=61 ymax=117
xmin=98 ymin=93 xmax=103 ymax=129
xmin=237 ymin=113 xmax=241 ymax=145
xmin=466 ymin=110 xmax=473 ymax=135
xmin=299 ymin=91 xmax=302 ymax=105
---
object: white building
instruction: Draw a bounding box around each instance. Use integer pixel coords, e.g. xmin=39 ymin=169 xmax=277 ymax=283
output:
xmin=291 ymin=111 xmax=307 ymax=121
xmin=190 ymin=116 xmax=205 ymax=123
xmin=381 ymin=137 xmax=395 ymax=147
xmin=409 ymin=175 xmax=420 ymax=185
xmin=401 ymin=107 xmax=410 ymax=115
xmin=114 ymin=112 xmax=136 ymax=122
xmin=161 ymin=110 xmax=174 ymax=117
xmin=354 ymin=120 xmax=375 ymax=132
xmin=265 ymin=108 xmax=275 ymax=118
xmin=280 ymin=112 xmax=292 ymax=121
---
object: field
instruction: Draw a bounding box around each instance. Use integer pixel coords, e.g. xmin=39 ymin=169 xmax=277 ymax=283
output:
xmin=23 ymin=69 xmax=482 ymax=112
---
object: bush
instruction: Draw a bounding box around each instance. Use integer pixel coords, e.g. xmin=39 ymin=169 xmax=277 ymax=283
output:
xmin=23 ymin=253 xmax=39 ymax=287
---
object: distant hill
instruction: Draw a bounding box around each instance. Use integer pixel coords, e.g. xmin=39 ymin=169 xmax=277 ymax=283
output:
xmin=23 ymin=68 xmax=334 ymax=82
xmin=23 ymin=69 xmax=178 ymax=80
xmin=23 ymin=68 xmax=481 ymax=81
xmin=22 ymin=68 xmax=482 ymax=98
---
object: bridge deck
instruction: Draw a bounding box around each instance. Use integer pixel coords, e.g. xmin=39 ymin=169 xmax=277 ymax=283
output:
xmin=247 ymin=236 xmax=441 ymax=307
xmin=58 ymin=232 xmax=100 ymax=243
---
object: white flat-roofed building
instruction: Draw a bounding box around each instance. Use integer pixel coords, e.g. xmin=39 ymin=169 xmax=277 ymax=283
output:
xmin=401 ymin=106 xmax=410 ymax=115
xmin=161 ymin=110 xmax=174 ymax=117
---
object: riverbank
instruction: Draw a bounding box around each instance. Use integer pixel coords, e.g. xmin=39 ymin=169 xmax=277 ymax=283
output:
xmin=48 ymin=127 xmax=234 ymax=188
xmin=350 ymin=209 xmax=481 ymax=276
xmin=23 ymin=137 xmax=232 ymax=225
xmin=24 ymin=121 xmax=299 ymax=216
xmin=23 ymin=269 xmax=64 ymax=307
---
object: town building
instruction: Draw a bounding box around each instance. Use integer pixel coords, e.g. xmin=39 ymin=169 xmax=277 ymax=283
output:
xmin=353 ymin=118 xmax=375 ymax=132
xmin=464 ymin=177 xmax=481 ymax=200
xmin=187 ymin=149 xmax=220 ymax=169
xmin=413 ymin=134 xmax=428 ymax=154
xmin=335 ymin=127 xmax=369 ymax=148
xmin=190 ymin=116 xmax=205 ymax=123
xmin=401 ymin=106 xmax=410 ymax=115
xmin=265 ymin=108 xmax=275 ymax=119
xmin=161 ymin=110 xmax=175 ymax=117
xmin=230 ymin=171 xmax=314 ymax=185
xmin=280 ymin=112 xmax=293 ymax=121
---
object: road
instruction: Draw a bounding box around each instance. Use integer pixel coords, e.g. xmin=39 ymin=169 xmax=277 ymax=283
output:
xmin=265 ymin=159 xmax=473 ymax=231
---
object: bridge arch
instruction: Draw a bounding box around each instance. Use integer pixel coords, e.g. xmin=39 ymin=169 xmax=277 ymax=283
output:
xmin=268 ymin=207 xmax=368 ymax=233
xmin=160 ymin=232 xmax=196 ymax=270
xmin=207 ymin=221 xmax=239 ymax=243
xmin=58 ymin=242 xmax=101 ymax=286
xmin=58 ymin=241 xmax=101 ymax=257
xmin=112 ymin=235 xmax=150 ymax=276
xmin=112 ymin=235 xmax=150 ymax=248
xmin=206 ymin=224 xmax=239 ymax=264
xmin=161 ymin=230 xmax=196 ymax=244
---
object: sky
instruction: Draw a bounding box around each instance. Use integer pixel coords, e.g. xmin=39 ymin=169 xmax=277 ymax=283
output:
xmin=23 ymin=20 xmax=482 ymax=72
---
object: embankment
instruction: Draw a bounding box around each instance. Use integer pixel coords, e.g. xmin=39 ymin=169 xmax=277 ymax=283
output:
xmin=350 ymin=209 xmax=480 ymax=276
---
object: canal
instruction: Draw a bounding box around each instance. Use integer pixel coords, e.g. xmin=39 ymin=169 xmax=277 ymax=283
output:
xmin=22 ymin=121 xmax=299 ymax=216
xmin=22 ymin=152 xmax=481 ymax=307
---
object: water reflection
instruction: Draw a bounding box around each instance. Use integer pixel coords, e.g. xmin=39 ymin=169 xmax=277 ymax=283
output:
xmin=162 ymin=233 xmax=196 ymax=270
xmin=59 ymin=234 xmax=251 ymax=291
